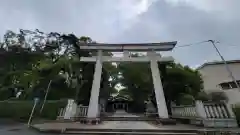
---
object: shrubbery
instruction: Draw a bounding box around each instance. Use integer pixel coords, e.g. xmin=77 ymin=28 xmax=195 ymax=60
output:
xmin=208 ymin=91 xmax=228 ymax=102
xmin=233 ymin=104 xmax=240 ymax=125
xmin=195 ymin=91 xmax=210 ymax=101
xmin=178 ymin=94 xmax=195 ymax=105
xmin=0 ymin=100 xmax=67 ymax=121
xmin=195 ymin=91 xmax=228 ymax=102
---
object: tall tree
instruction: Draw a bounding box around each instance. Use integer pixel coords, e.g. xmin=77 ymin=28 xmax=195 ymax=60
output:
xmin=115 ymin=53 xmax=203 ymax=113
xmin=0 ymin=29 xmax=114 ymax=103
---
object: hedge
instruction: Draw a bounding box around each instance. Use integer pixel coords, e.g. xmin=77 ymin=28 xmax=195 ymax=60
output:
xmin=233 ymin=104 xmax=240 ymax=125
xmin=0 ymin=100 xmax=67 ymax=121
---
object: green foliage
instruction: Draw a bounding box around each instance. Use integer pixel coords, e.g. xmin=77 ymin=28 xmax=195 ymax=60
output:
xmin=233 ymin=104 xmax=240 ymax=125
xmin=0 ymin=29 xmax=114 ymax=103
xmin=195 ymin=91 xmax=210 ymax=101
xmin=177 ymin=94 xmax=195 ymax=105
xmin=164 ymin=64 xmax=203 ymax=102
xmin=39 ymin=100 xmax=67 ymax=119
xmin=208 ymin=91 xmax=228 ymax=102
xmin=0 ymin=29 xmax=203 ymax=115
xmin=0 ymin=100 xmax=67 ymax=120
xmin=195 ymin=91 xmax=228 ymax=102
xmin=115 ymin=53 xmax=203 ymax=112
xmin=0 ymin=101 xmax=33 ymax=120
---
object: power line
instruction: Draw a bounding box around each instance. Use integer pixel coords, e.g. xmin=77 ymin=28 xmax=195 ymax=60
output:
xmin=174 ymin=40 xmax=240 ymax=49
xmin=208 ymin=40 xmax=240 ymax=92
xmin=174 ymin=40 xmax=209 ymax=49
xmin=216 ymin=41 xmax=240 ymax=47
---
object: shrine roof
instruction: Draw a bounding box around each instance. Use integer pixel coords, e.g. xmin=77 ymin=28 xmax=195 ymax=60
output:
xmin=108 ymin=95 xmax=133 ymax=102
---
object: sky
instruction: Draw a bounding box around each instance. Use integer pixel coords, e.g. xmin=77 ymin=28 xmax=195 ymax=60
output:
xmin=0 ymin=0 xmax=240 ymax=68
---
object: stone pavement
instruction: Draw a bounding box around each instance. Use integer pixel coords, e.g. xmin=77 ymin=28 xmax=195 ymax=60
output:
xmin=111 ymin=110 xmax=139 ymax=117
xmin=31 ymin=110 xmax=240 ymax=134
xmin=101 ymin=110 xmax=158 ymax=129
xmin=32 ymin=110 xmax=197 ymax=131
xmin=33 ymin=110 xmax=160 ymax=130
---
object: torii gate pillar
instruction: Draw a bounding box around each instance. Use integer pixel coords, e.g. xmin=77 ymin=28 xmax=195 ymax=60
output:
xmin=148 ymin=51 xmax=169 ymax=118
xmin=80 ymin=42 xmax=177 ymax=124
xmin=86 ymin=50 xmax=102 ymax=124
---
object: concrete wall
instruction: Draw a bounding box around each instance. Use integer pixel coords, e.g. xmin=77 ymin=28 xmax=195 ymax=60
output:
xmin=198 ymin=63 xmax=240 ymax=105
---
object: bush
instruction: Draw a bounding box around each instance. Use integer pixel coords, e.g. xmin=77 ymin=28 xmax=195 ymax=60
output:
xmin=0 ymin=101 xmax=33 ymax=120
xmin=208 ymin=91 xmax=228 ymax=102
xmin=39 ymin=100 xmax=67 ymax=119
xmin=0 ymin=100 xmax=67 ymax=121
xmin=178 ymin=94 xmax=195 ymax=105
xmin=233 ymin=104 xmax=240 ymax=125
xmin=195 ymin=91 xmax=210 ymax=101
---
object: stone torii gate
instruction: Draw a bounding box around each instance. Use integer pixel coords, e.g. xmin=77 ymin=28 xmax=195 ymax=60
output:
xmin=79 ymin=42 xmax=177 ymax=123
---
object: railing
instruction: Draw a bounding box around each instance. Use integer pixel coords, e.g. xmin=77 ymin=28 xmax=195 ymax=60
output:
xmin=199 ymin=131 xmax=240 ymax=135
xmin=58 ymin=105 xmax=89 ymax=119
xmin=58 ymin=108 xmax=66 ymax=117
xmin=171 ymin=105 xmax=197 ymax=118
xmin=203 ymin=102 xmax=230 ymax=119
xmin=76 ymin=105 xmax=88 ymax=117
xmin=171 ymin=100 xmax=238 ymax=127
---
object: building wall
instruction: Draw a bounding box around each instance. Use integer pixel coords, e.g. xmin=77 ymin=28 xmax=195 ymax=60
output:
xmin=198 ymin=63 xmax=240 ymax=104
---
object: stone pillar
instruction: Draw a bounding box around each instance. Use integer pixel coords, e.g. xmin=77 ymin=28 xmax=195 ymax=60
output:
xmin=224 ymin=101 xmax=236 ymax=118
xmin=87 ymin=50 xmax=103 ymax=118
xmin=148 ymin=51 xmax=169 ymax=118
xmin=64 ymin=99 xmax=77 ymax=120
xmin=123 ymin=50 xmax=130 ymax=58
xmin=195 ymin=100 xmax=207 ymax=118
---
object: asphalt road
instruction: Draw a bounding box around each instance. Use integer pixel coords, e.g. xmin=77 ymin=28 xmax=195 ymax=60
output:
xmin=0 ymin=123 xmax=56 ymax=135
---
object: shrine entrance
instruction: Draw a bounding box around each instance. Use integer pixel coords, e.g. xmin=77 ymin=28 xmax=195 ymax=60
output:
xmin=106 ymin=95 xmax=132 ymax=112
xmin=113 ymin=103 xmax=126 ymax=110
xmin=79 ymin=42 xmax=177 ymax=123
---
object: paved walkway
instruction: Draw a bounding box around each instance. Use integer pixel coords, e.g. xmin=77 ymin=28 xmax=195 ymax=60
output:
xmin=102 ymin=110 xmax=158 ymax=129
xmin=34 ymin=110 xmax=240 ymax=132
xmin=33 ymin=110 xmax=160 ymax=130
xmin=112 ymin=110 xmax=140 ymax=117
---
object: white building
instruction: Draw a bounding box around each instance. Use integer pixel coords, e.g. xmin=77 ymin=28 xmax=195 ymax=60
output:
xmin=197 ymin=60 xmax=240 ymax=105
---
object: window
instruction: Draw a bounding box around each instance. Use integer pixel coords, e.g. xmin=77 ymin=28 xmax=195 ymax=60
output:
xmin=219 ymin=80 xmax=240 ymax=90
xmin=229 ymin=82 xmax=237 ymax=88
xmin=237 ymin=80 xmax=240 ymax=86
xmin=219 ymin=82 xmax=231 ymax=90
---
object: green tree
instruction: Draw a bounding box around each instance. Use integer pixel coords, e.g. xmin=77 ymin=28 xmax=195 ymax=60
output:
xmin=115 ymin=53 xmax=203 ymax=113
xmin=0 ymin=29 xmax=114 ymax=104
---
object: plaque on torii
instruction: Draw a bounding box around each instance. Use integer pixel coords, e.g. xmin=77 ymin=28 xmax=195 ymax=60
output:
xmin=79 ymin=42 xmax=177 ymax=123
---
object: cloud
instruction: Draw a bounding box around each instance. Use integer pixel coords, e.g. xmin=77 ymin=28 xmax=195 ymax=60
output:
xmin=0 ymin=0 xmax=239 ymax=67
xmin=111 ymin=0 xmax=240 ymax=67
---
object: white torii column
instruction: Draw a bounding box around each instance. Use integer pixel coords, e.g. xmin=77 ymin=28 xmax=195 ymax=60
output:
xmin=148 ymin=51 xmax=169 ymax=118
xmin=87 ymin=50 xmax=103 ymax=118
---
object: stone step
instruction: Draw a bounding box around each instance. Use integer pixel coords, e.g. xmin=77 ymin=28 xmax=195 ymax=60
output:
xmin=102 ymin=117 xmax=156 ymax=121
xmin=31 ymin=126 xmax=199 ymax=135
xmin=66 ymin=128 xmax=198 ymax=133
xmin=102 ymin=117 xmax=176 ymax=125
xmin=65 ymin=130 xmax=198 ymax=135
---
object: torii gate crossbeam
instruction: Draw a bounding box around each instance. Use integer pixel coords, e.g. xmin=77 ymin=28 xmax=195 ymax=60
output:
xmin=80 ymin=42 xmax=177 ymax=124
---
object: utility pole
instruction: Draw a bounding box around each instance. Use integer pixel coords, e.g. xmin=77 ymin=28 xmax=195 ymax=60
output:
xmin=40 ymin=80 xmax=52 ymax=114
xmin=208 ymin=40 xmax=240 ymax=91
